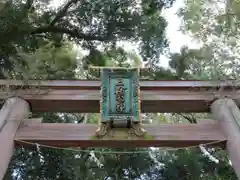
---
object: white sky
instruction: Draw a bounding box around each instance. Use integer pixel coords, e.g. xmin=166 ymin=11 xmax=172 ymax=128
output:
xmin=51 ymin=0 xmax=201 ymax=68
xmin=163 ymin=0 xmax=200 ymax=52
xmin=160 ymin=0 xmax=201 ymax=67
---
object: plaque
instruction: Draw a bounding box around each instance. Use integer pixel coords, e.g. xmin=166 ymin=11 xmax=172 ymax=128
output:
xmin=89 ymin=66 xmax=147 ymax=137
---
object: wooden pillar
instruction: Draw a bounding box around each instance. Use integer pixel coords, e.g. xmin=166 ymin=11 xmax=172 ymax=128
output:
xmin=0 ymin=97 xmax=30 ymax=180
xmin=211 ymin=98 xmax=240 ymax=179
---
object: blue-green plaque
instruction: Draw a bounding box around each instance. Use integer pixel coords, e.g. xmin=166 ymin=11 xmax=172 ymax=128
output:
xmin=89 ymin=66 xmax=147 ymax=137
xmin=100 ymin=68 xmax=140 ymax=126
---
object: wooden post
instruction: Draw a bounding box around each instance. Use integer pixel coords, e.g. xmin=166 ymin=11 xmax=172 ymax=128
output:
xmin=211 ymin=98 xmax=240 ymax=179
xmin=0 ymin=97 xmax=30 ymax=180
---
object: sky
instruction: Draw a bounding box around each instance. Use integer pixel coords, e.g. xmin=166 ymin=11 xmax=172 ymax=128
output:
xmin=163 ymin=0 xmax=199 ymax=52
xmin=160 ymin=0 xmax=201 ymax=67
xmin=51 ymin=0 xmax=201 ymax=68
xmin=118 ymin=0 xmax=201 ymax=67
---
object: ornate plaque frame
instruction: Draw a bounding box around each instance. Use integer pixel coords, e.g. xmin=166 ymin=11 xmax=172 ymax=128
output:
xmin=88 ymin=66 xmax=147 ymax=137
xmin=100 ymin=68 xmax=141 ymax=126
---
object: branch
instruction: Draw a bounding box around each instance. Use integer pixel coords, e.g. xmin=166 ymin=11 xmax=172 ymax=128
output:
xmin=89 ymin=150 xmax=103 ymax=168
xmin=18 ymin=0 xmax=34 ymax=19
xmin=82 ymin=150 xmax=91 ymax=162
xmin=199 ymin=145 xmax=219 ymax=164
xmin=69 ymin=113 xmax=85 ymax=123
xmin=177 ymin=113 xmax=197 ymax=123
xmin=25 ymin=0 xmax=33 ymax=10
xmin=82 ymin=113 xmax=88 ymax=124
xmin=104 ymin=176 xmax=110 ymax=180
xmin=50 ymin=0 xmax=80 ymax=26
xmin=77 ymin=115 xmax=85 ymax=123
xmin=31 ymin=26 xmax=106 ymax=41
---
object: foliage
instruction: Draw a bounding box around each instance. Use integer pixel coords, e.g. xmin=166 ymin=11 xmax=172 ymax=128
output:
xmin=178 ymin=0 xmax=240 ymax=80
xmin=1 ymin=0 xmax=239 ymax=179
xmin=159 ymin=149 xmax=237 ymax=180
xmin=7 ymin=42 xmax=78 ymax=80
xmin=0 ymin=0 xmax=175 ymax=78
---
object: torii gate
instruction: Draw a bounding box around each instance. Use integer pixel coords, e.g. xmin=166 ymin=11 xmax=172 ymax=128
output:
xmin=0 ymin=75 xmax=240 ymax=178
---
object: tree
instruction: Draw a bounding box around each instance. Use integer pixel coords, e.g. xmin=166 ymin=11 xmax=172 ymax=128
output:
xmin=0 ymin=0 xmax=175 ymax=78
xmin=3 ymin=39 xmax=162 ymax=180
xmin=1 ymin=0 xmax=239 ymax=179
xmin=4 ymin=42 xmax=82 ymax=180
xmin=0 ymin=0 xmax=177 ymax=179
xmin=178 ymin=0 xmax=240 ymax=80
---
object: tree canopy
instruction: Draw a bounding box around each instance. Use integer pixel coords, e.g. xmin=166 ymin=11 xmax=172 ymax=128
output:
xmin=0 ymin=0 xmax=239 ymax=179
xmin=0 ymin=0 xmax=175 ymax=78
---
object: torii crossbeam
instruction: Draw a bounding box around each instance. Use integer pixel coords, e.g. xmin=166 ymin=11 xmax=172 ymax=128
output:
xmin=1 ymin=79 xmax=240 ymax=179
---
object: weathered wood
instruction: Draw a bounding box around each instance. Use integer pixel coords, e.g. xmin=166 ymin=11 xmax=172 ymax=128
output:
xmin=0 ymin=97 xmax=29 ymax=180
xmin=1 ymin=79 xmax=240 ymax=113
xmin=0 ymin=79 xmax=238 ymax=89
xmin=14 ymin=120 xmax=226 ymax=148
xmin=1 ymin=88 xmax=240 ymax=113
xmin=211 ymin=99 xmax=240 ymax=179
xmin=21 ymin=118 xmax=43 ymax=126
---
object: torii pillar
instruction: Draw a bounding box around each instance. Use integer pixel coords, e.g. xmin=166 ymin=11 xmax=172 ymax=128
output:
xmin=0 ymin=97 xmax=30 ymax=180
xmin=211 ymin=98 xmax=240 ymax=179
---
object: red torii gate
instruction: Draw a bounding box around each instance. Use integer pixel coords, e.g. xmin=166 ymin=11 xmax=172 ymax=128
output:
xmin=0 ymin=80 xmax=239 ymax=179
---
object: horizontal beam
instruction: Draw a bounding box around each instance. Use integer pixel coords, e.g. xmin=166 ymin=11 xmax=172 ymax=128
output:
xmin=1 ymin=79 xmax=240 ymax=112
xmin=0 ymin=79 xmax=239 ymax=90
xmin=1 ymin=89 xmax=240 ymax=112
xmin=14 ymin=120 xmax=226 ymax=148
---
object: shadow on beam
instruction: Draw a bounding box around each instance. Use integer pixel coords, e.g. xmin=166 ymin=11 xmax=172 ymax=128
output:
xmin=14 ymin=120 xmax=226 ymax=148
xmin=1 ymin=80 xmax=240 ymax=113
